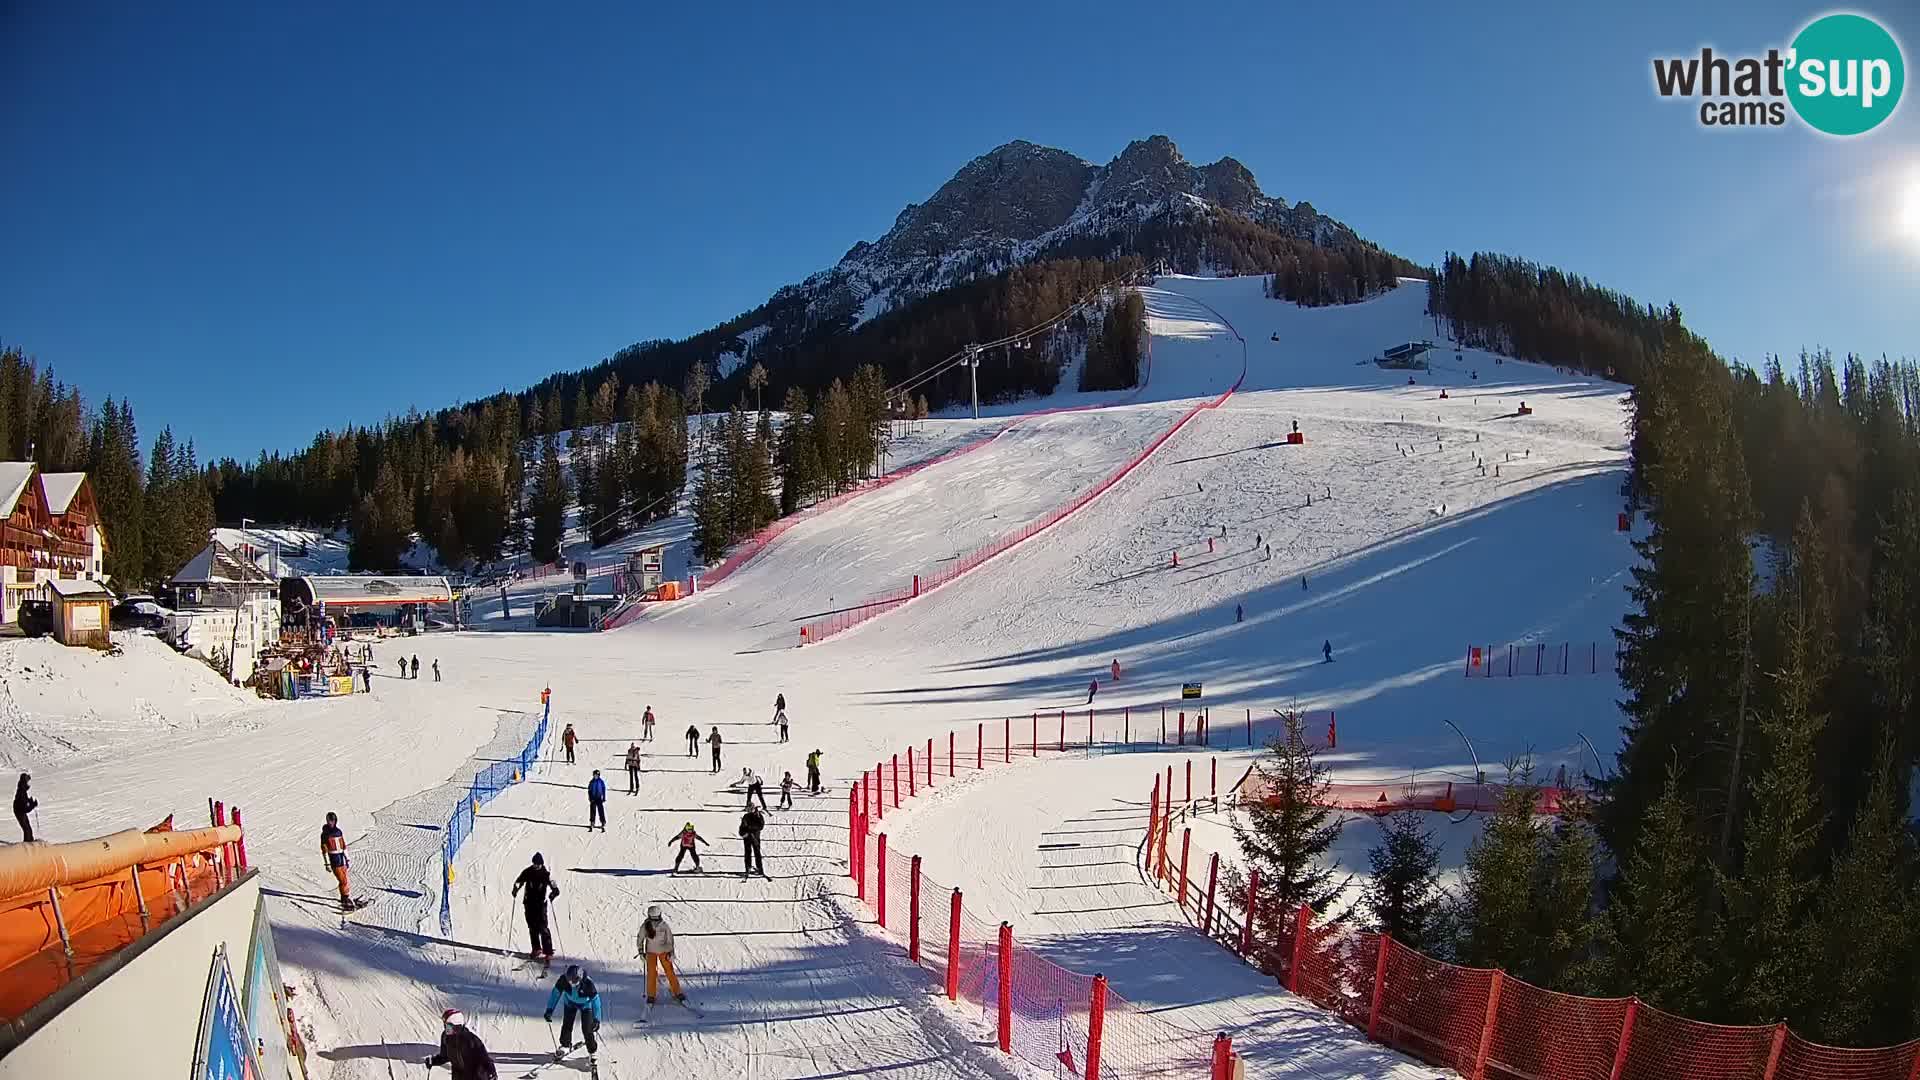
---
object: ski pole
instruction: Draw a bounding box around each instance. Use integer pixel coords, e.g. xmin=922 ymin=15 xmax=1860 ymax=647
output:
xmin=382 ymin=1038 xmax=398 ymax=1079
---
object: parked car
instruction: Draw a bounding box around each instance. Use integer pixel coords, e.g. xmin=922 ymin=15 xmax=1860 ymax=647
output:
xmin=17 ymin=600 xmax=54 ymax=637
xmin=111 ymin=595 xmax=173 ymax=630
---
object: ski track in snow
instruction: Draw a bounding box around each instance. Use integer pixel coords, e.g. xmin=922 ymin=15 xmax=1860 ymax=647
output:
xmin=11 ymin=276 xmax=1636 ymax=1079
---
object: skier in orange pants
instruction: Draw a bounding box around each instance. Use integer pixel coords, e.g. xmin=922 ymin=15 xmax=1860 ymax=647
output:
xmin=636 ymin=905 xmax=687 ymax=1005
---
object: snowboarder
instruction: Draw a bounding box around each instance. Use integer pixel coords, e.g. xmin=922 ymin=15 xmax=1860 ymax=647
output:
xmin=636 ymin=905 xmax=688 ymax=1006
xmin=319 ymin=811 xmax=354 ymax=911
xmin=684 ymin=724 xmax=700 ymax=757
xmin=806 ymin=749 xmax=823 ymax=795
xmin=543 ymin=966 xmax=602 ymax=1063
xmin=1235 ymin=603 xmax=1243 ymax=624
xmin=411 ymin=655 xmax=420 ymax=679
xmin=743 ymin=768 xmax=769 ymax=813
xmin=586 ymin=771 xmax=607 ymax=832
xmin=775 ymin=708 xmax=789 ymax=743
xmin=707 ymin=726 xmax=723 ymax=774
xmin=432 ymin=659 xmax=441 ymax=682
xmin=669 ymin=822 xmax=709 ymax=872
xmin=14 ymin=773 xmax=35 ymax=843
xmin=562 ymin=723 xmax=578 ymax=764
xmin=641 ymin=705 xmax=655 ymax=742
xmin=511 ymin=853 xmax=559 ymax=958
xmin=1323 ymin=640 xmax=1333 ymax=663
xmin=1086 ymin=678 xmax=1099 ymax=705
xmin=774 ymin=692 xmax=785 ymax=716
xmin=425 ymin=1009 xmax=497 ymax=1080
xmin=1254 ymin=533 xmax=1261 ymax=549
xmin=625 ymin=744 xmax=641 ymax=795
xmin=779 ymin=771 xmax=795 ymax=810
xmin=739 ymin=805 xmax=766 ymax=877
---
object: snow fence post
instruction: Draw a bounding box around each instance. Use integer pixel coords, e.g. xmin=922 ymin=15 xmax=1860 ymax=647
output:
xmin=1087 ymin=709 xmax=1093 ymax=748
xmin=1149 ymin=777 xmax=1160 ymax=852
xmin=1161 ymin=706 xmax=1166 ymax=744
xmin=927 ymin=737 xmax=934 ymax=787
xmin=1186 ymin=759 xmax=1192 ymax=803
xmin=876 ymin=834 xmax=888 ymax=928
xmin=1003 ymin=718 xmax=1010 ymax=764
xmin=1211 ymin=758 xmax=1218 ymax=804
xmin=1607 ymin=999 xmax=1639 ymax=1080
xmin=1085 ymin=975 xmax=1108 ymax=1080
xmin=1246 ymin=709 xmax=1251 ymax=745
xmin=1288 ymin=903 xmax=1311 ymax=993
xmin=1761 ymin=1024 xmax=1789 ymax=1080
xmin=1178 ymin=828 xmax=1192 ymax=910
xmin=975 ymin=724 xmax=982 ymax=771
xmin=876 ymin=761 xmax=884 ymax=821
xmin=891 ymin=753 xmax=900 ymax=808
xmin=1031 ymin=714 xmax=1038 ymax=757
xmin=1471 ymin=971 xmax=1504 ymax=1080
xmin=1203 ymin=852 xmax=1219 ymax=936
xmin=1240 ymin=869 xmax=1260 ymax=957
xmin=945 ymin=890 xmax=963 ymax=1000
xmin=909 ymin=854 xmax=922 ymax=963
xmin=907 ymin=747 xmax=915 ymax=798
xmin=1124 ymin=706 xmax=1130 ymax=744
xmin=1366 ymin=934 xmax=1391 ymax=1041
xmin=997 ymin=923 xmax=1014 ymax=1053
xmin=1178 ymin=712 xmax=1185 ymax=745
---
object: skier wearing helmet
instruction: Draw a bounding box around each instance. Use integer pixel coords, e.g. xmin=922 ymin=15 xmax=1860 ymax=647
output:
xmin=669 ymin=822 xmax=709 ymax=872
xmin=636 ymin=905 xmax=688 ymax=1007
xmin=542 ymin=964 xmax=603 ymax=1063
xmin=425 ymin=1009 xmax=497 ymax=1079
xmin=510 ymin=853 xmax=559 ymax=960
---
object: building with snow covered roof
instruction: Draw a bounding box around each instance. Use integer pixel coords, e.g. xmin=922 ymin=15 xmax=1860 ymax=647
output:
xmin=167 ymin=541 xmax=283 ymax=682
xmin=281 ymin=573 xmax=456 ymax=634
xmin=0 ymin=463 xmax=108 ymax=626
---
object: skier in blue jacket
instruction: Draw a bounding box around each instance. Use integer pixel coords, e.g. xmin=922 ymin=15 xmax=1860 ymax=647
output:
xmin=586 ymin=771 xmax=607 ymax=832
xmin=543 ymin=965 xmax=603 ymax=1064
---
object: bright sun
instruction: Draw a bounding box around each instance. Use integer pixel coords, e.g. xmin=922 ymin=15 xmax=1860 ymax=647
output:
xmin=1903 ymin=173 xmax=1920 ymax=244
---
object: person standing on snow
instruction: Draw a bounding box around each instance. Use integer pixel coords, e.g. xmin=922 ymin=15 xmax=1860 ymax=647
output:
xmin=684 ymin=724 xmax=700 ymax=758
xmin=425 ymin=1009 xmax=496 ymax=1080
xmin=625 ymin=743 xmax=642 ymax=795
xmin=1110 ymin=658 xmax=1121 ymax=682
xmin=775 ymin=707 xmax=789 ymax=743
xmin=586 ymin=771 xmax=607 ymax=832
xmin=561 ymin=723 xmax=578 ymax=764
xmin=511 ymin=853 xmax=559 ymax=959
xmin=543 ymin=965 xmax=602 ymax=1063
xmin=432 ymin=659 xmax=441 ymax=682
xmin=1086 ymin=678 xmax=1099 ymax=706
xmin=774 ymin=692 xmax=785 ymax=717
xmin=707 ymin=726 xmax=724 ymax=775
xmin=669 ymin=822 xmax=709 ymax=872
xmin=397 ymin=657 xmax=407 ymax=679
xmin=641 ymin=705 xmax=656 ymax=742
xmin=320 ymin=811 xmax=354 ymax=910
xmin=13 ymin=773 xmax=35 ymax=843
xmin=806 ymin=749 xmax=823 ymax=795
xmin=411 ymin=655 xmax=420 ymax=679
xmin=1323 ymin=640 xmax=1333 ymax=663
xmin=739 ymin=805 xmax=766 ymax=877
xmin=636 ymin=905 xmax=688 ymax=1006
xmin=779 ymin=771 xmax=795 ymax=811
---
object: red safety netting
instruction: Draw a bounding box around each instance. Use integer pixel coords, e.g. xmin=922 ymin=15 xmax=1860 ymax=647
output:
xmin=800 ymin=357 xmax=1247 ymax=645
xmin=847 ymin=727 xmax=1227 ymax=1078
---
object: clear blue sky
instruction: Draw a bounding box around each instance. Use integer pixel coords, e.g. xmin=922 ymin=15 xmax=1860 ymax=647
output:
xmin=3 ymin=1 xmax=1915 ymax=461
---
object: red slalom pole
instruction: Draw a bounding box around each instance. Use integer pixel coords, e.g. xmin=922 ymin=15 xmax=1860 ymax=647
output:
xmin=877 ymin=833 xmax=889 ymax=927
xmin=1058 ymin=710 xmax=1064 ymax=751
xmin=997 ymin=923 xmax=1013 ymax=1053
xmin=907 ymin=748 xmax=916 ymax=798
xmin=977 ymin=723 xmax=983 ymax=770
xmin=1031 ymin=714 xmax=1037 ymax=757
xmin=892 ymin=754 xmax=900 ymax=808
xmin=1004 ymin=717 xmax=1010 ymax=763
xmin=1086 ymin=975 xmax=1109 ymax=1080
xmin=947 ymin=733 xmax=954 ymax=778
xmin=876 ymin=761 xmax=884 ymax=821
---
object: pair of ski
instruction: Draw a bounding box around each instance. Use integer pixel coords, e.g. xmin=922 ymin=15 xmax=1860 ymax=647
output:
xmin=638 ymin=995 xmax=703 ymax=1024
xmin=521 ymin=1044 xmax=603 ymax=1079
xmin=338 ymin=895 xmax=374 ymax=914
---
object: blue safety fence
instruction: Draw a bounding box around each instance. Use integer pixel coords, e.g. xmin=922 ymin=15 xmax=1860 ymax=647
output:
xmin=440 ymin=697 xmax=551 ymax=936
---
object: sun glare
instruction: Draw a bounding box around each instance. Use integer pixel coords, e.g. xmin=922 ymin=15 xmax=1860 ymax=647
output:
xmin=1903 ymin=174 xmax=1920 ymax=245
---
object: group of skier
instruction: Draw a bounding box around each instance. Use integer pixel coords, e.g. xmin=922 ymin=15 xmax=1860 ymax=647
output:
xmin=416 ymin=692 xmax=816 ymax=1076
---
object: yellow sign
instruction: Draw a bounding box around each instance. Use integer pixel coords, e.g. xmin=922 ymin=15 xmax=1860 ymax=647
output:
xmin=328 ymin=676 xmax=357 ymax=696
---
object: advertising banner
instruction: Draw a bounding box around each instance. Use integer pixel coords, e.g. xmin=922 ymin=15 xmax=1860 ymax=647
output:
xmin=192 ymin=944 xmax=261 ymax=1080
xmin=244 ymin=899 xmax=296 ymax=1079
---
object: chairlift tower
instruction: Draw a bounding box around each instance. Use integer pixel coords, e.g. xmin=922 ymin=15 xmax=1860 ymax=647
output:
xmin=965 ymin=344 xmax=982 ymax=420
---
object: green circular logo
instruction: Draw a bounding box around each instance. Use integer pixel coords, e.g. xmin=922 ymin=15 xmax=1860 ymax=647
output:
xmin=1787 ymin=13 xmax=1905 ymax=136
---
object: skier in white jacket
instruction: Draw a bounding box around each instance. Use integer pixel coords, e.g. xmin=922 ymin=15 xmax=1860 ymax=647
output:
xmin=636 ymin=905 xmax=687 ymax=1006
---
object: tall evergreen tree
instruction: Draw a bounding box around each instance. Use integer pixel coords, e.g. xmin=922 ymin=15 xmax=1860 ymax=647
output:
xmin=349 ymin=459 xmax=414 ymax=570
xmin=1228 ymin=709 xmax=1350 ymax=970
xmin=1717 ymin=502 xmax=1831 ymax=1027
xmin=1811 ymin=731 xmax=1914 ymax=1046
xmin=142 ymin=427 xmax=183 ymax=583
xmin=528 ymin=434 xmax=567 ymax=564
xmin=1456 ymin=767 xmax=1545 ymax=974
xmin=1361 ymin=809 xmax=1444 ymax=950
xmin=1602 ymin=762 xmax=1713 ymax=1015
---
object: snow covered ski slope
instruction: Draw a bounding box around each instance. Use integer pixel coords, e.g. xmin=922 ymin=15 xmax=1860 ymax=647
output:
xmin=16 ymin=275 xmax=1638 ymax=1080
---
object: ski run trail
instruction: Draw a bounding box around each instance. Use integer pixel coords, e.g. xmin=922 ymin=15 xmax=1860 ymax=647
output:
xmin=17 ymin=276 xmax=1635 ymax=1079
